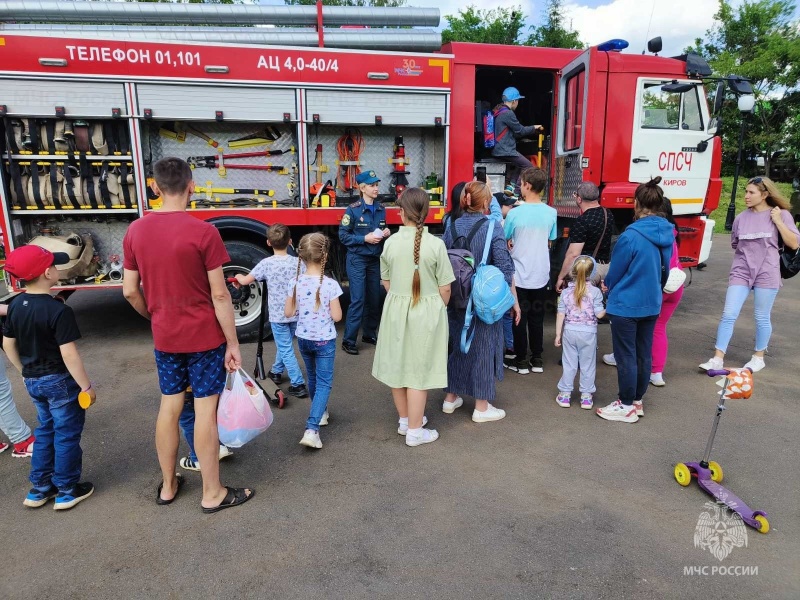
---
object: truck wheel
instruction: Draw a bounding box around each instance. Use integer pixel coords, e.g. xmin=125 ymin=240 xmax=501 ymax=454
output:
xmin=224 ymin=241 xmax=272 ymax=342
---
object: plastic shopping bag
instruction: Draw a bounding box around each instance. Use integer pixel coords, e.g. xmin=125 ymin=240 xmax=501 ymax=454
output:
xmin=217 ymin=369 xmax=274 ymax=448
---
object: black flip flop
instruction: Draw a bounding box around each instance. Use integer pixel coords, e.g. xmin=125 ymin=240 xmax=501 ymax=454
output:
xmin=156 ymin=473 xmax=184 ymax=506
xmin=201 ymin=486 xmax=255 ymax=514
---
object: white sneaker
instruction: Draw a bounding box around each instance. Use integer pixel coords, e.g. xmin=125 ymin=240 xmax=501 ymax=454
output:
xmin=319 ymin=410 xmax=330 ymax=426
xmin=650 ymin=372 xmax=665 ymax=387
xmin=743 ymin=355 xmax=765 ymax=373
xmin=397 ymin=416 xmax=428 ymax=435
xmin=633 ymin=400 xmax=644 ymax=417
xmin=699 ymin=356 xmax=723 ymax=371
xmin=218 ymin=445 xmax=234 ymax=460
xmin=442 ymin=396 xmax=463 ymax=414
xmin=299 ymin=429 xmax=322 ymax=449
xmin=596 ymin=400 xmax=639 ymax=423
xmin=405 ymin=427 xmax=439 ymax=447
xmin=603 ymin=353 xmax=617 ymax=367
xmin=472 ymin=404 xmax=506 ymax=423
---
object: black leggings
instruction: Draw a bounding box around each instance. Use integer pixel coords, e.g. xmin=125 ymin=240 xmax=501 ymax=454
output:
xmin=513 ymin=286 xmax=549 ymax=360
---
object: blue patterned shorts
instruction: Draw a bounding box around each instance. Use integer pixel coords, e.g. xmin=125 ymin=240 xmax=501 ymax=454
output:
xmin=154 ymin=343 xmax=226 ymax=398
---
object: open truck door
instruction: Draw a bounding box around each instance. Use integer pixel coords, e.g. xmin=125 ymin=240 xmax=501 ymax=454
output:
xmin=553 ymin=48 xmax=595 ymax=219
xmin=629 ymin=79 xmax=712 ymax=216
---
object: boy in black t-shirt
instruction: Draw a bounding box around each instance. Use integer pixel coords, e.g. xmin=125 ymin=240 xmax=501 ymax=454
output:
xmin=2 ymin=245 xmax=96 ymax=510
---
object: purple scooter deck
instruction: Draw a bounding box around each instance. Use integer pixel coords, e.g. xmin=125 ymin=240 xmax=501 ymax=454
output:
xmin=685 ymin=462 xmax=767 ymax=529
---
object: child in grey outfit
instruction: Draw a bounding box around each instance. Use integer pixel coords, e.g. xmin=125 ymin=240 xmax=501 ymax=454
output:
xmin=554 ymin=256 xmax=606 ymax=409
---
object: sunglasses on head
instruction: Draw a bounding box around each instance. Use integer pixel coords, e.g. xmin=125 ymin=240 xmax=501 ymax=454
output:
xmin=749 ymin=177 xmax=763 ymax=185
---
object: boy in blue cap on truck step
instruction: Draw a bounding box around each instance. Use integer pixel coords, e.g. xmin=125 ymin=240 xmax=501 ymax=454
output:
xmin=338 ymin=170 xmax=391 ymax=355
xmin=491 ymin=87 xmax=545 ymax=195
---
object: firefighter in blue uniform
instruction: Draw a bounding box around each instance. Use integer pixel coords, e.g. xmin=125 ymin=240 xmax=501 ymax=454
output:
xmin=338 ymin=170 xmax=391 ymax=355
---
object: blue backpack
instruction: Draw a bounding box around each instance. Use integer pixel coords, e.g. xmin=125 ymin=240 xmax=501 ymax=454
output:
xmin=460 ymin=219 xmax=515 ymax=353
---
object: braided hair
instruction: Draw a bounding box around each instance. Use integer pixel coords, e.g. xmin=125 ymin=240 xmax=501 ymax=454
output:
xmin=397 ymin=187 xmax=430 ymax=306
xmin=293 ymin=232 xmax=329 ymax=312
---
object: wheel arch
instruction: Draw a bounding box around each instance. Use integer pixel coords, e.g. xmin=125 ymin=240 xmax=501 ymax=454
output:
xmin=208 ymin=216 xmax=269 ymax=248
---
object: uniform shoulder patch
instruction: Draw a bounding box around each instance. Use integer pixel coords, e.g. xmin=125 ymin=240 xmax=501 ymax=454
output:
xmin=349 ymin=200 xmax=361 ymax=208
xmin=341 ymin=213 xmax=351 ymax=226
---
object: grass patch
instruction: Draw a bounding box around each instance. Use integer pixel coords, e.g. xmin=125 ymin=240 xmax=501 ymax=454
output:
xmin=708 ymin=177 xmax=794 ymax=234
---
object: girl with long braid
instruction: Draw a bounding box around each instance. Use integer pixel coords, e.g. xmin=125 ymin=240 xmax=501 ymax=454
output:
xmin=372 ymin=188 xmax=455 ymax=447
xmin=285 ymin=233 xmax=343 ymax=449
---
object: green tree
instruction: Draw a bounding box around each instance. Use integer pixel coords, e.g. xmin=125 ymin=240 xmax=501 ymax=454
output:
xmin=526 ymin=0 xmax=584 ymax=49
xmin=690 ymin=0 xmax=800 ymax=176
xmin=441 ymin=5 xmax=525 ymax=45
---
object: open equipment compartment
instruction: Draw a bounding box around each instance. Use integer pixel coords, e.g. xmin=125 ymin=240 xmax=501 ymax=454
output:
xmin=135 ymin=83 xmax=301 ymax=210
xmin=303 ymin=87 xmax=448 ymax=207
xmin=305 ymin=124 xmax=446 ymax=207
xmin=0 ymin=77 xmax=139 ymax=288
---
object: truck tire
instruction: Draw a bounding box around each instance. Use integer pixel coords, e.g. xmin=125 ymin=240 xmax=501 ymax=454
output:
xmin=223 ymin=241 xmax=272 ymax=342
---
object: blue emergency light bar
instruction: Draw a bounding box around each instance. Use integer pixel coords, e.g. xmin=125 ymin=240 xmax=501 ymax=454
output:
xmin=597 ymin=39 xmax=629 ymax=52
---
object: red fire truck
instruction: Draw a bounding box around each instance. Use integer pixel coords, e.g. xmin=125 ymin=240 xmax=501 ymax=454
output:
xmin=0 ymin=2 xmax=723 ymax=339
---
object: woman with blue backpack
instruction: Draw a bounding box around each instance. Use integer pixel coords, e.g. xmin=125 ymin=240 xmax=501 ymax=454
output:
xmin=442 ymin=181 xmax=520 ymax=422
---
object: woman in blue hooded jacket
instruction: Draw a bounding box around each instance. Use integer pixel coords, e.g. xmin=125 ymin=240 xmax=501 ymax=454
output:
xmin=596 ymin=177 xmax=674 ymax=424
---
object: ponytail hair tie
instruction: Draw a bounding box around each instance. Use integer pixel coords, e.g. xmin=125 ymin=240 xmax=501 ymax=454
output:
xmin=572 ymin=255 xmax=597 ymax=278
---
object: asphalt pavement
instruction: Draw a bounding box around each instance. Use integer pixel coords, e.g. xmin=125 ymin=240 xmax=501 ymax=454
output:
xmin=1 ymin=234 xmax=798 ymax=599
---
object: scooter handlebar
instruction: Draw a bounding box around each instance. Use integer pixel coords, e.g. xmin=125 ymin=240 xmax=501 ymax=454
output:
xmin=707 ymin=369 xmax=730 ymax=377
xmin=707 ymin=367 xmax=753 ymax=378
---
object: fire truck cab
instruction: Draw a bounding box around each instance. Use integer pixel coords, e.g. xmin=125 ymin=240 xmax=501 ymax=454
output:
xmin=449 ymin=41 xmax=720 ymax=266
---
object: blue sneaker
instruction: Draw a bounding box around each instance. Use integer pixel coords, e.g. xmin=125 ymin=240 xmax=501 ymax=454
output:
xmin=23 ymin=486 xmax=58 ymax=508
xmin=54 ymin=482 xmax=94 ymax=511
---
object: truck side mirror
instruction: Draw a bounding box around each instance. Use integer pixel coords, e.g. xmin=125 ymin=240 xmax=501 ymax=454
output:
xmin=712 ymin=81 xmax=726 ymax=115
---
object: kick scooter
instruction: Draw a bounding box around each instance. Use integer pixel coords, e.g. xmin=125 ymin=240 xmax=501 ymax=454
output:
xmin=674 ymin=368 xmax=769 ymax=533
xmin=253 ymin=281 xmax=286 ymax=409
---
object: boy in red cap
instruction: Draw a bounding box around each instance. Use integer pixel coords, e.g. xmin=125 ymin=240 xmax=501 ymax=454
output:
xmin=2 ymin=244 xmax=96 ymax=510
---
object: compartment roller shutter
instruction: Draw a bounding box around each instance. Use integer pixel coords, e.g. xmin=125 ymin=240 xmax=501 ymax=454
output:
xmin=305 ymin=90 xmax=447 ymax=126
xmin=135 ymin=84 xmax=297 ymax=121
xmin=0 ymin=80 xmax=127 ymax=118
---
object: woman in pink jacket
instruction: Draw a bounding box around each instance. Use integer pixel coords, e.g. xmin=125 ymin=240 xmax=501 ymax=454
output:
xmin=650 ymin=199 xmax=683 ymax=386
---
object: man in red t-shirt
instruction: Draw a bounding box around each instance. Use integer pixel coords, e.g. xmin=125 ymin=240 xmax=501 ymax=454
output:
xmin=123 ymin=157 xmax=253 ymax=513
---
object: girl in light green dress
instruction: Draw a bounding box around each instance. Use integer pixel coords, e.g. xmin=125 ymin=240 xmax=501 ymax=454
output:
xmin=372 ymin=188 xmax=455 ymax=447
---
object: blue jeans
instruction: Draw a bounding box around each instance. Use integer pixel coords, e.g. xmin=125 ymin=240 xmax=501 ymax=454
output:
xmin=179 ymin=392 xmax=198 ymax=462
xmin=24 ymin=373 xmax=85 ymax=492
xmin=344 ymin=253 xmax=381 ymax=345
xmin=298 ymin=338 xmax=336 ymax=431
xmin=609 ymin=314 xmax=658 ymax=405
xmin=270 ymin=321 xmax=305 ymax=386
xmin=503 ymin=312 xmax=514 ymax=350
xmin=0 ymin=359 xmax=32 ymax=444
xmin=715 ymin=285 xmax=780 ymax=353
